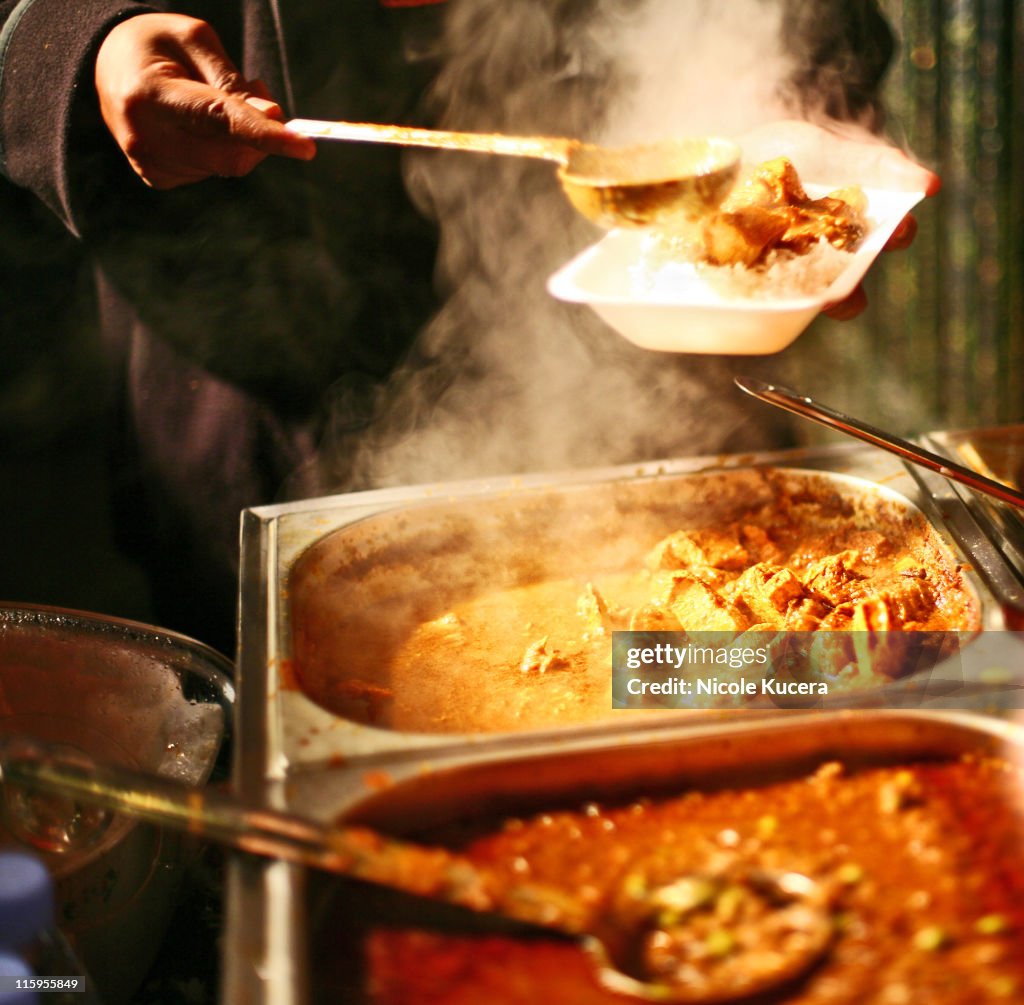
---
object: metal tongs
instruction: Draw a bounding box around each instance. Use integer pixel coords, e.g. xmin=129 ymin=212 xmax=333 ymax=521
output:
xmin=735 ymin=377 xmax=1024 ymax=510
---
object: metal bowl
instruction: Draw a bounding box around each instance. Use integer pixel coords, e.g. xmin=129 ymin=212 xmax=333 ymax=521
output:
xmin=0 ymin=603 xmax=233 ymax=1002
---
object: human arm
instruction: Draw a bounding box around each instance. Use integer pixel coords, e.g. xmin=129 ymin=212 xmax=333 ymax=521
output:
xmin=0 ymin=0 xmax=154 ymax=231
xmin=0 ymin=0 xmax=439 ymax=419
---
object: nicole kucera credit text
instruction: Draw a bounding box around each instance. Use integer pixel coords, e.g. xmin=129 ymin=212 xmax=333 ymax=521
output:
xmin=620 ymin=642 xmax=830 ymax=698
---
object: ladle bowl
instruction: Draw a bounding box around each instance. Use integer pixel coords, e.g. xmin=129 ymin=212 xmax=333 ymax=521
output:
xmin=557 ymin=136 xmax=742 ymax=230
xmin=285 ymin=119 xmax=741 ymax=229
xmin=1 ymin=737 xmax=833 ymax=1004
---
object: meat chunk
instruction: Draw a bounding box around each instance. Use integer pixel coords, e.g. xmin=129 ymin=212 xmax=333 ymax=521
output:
xmin=846 ymin=577 xmax=937 ymax=631
xmin=733 ymin=561 xmax=811 ymax=622
xmin=519 ymin=637 xmax=571 ymax=674
xmin=737 ymin=525 xmax=785 ymax=567
xmin=724 ymin=155 xmax=808 ymax=208
xmin=774 ymin=195 xmax=867 ymax=255
xmin=702 ymin=207 xmax=789 ymax=267
xmin=646 ymin=529 xmax=750 ymax=573
xmin=576 ymin=582 xmax=620 ymax=637
xmin=662 ymin=573 xmax=750 ymax=632
xmin=784 ymin=596 xmax=829 ymax=631
xmin=699 ymin=157 xmax=867 ymax=267
xmin=803 ymin=550 xmax=864 ymax=605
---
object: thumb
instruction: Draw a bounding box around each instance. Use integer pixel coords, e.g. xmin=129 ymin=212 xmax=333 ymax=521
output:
xmin=170 ymin=78 xmax=315 ymax=159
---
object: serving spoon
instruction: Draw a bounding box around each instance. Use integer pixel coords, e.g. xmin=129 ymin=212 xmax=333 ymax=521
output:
xmin=0 ymin=737 xmax=832 ymax=1003
xmin=285 ymin=118 xmax=740 ymax=230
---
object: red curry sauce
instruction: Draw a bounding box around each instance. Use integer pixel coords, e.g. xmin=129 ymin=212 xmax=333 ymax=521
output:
xmin=365 ymin=756 xmax=1024 ymax=1004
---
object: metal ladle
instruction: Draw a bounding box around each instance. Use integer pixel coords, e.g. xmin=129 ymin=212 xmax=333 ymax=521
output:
xmin=286 ymin=118 xmax=741 ymax=230
xmin=0 ymin=737 xmax=832 ymax=1003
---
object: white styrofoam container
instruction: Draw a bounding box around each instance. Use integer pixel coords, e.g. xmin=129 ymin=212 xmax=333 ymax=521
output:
xmin=547 ymin=186 xmax=924 ymax=355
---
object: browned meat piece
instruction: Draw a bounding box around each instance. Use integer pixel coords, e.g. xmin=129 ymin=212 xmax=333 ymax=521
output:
xmin=833 ymin=577 xmax=937 ymax=631
xmin=740 ymin=525 xmax=784 ymax=564
xmin=731 ymin=563 xmax=819 ymax=628
xmin=827 ymin=573 xmax=937 ymax=626
xmin=803 ymin=550 xmax=865 ymax=605
xmin=722 ymin=156 xmax=808 ymax=209
xmin=774 ymin=198 xmax=867 ymax=255
xmin=783 ymin=596 xmax=830 ymax=631
xmin=701 ymin=207 xmax=789 ymax=267
xmin=700 ymin=157 xmax=867 ymax=267
xmin=646 ymin=529 xmax=750 ymax=572
xmin=519 ymin=637 xmax=571 ymax=674
xmin=882 ymin=575 xmax=937 ymax=624
xmin=663 ymin=573 xmax=750 ymax=631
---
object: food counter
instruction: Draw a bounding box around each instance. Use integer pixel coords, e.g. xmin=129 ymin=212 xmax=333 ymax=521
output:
xmin=224 ymin=436 xmax=1024 ymax=1004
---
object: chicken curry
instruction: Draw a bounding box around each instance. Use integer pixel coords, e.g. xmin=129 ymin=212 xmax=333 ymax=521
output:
xmin=290 ymin=469 xmax=979 ymax=732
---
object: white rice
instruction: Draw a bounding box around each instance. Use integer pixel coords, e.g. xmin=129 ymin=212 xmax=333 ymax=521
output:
xmin=629 ymin=231 xmax=859 ymax=303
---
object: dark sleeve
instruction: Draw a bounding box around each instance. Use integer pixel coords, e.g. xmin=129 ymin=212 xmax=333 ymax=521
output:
xmin=0 ymin=0 xmax=157 ymax=233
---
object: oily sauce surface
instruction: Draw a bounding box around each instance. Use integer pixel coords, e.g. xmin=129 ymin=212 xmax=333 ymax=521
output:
xmin=364 ymin=756 xmax=1024 ymax=1004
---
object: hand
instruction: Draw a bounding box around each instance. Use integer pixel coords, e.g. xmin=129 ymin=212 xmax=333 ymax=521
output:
xmin=94 ymin=12 xmax=316 ymax=189
xmin=736 ymin=119 xmax=940 ymax=320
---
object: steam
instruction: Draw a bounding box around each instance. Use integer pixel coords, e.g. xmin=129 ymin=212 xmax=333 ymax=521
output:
xmin=594 ymin=0 xmax=795 ymax=146
xmin=311 ymin=0 xmax=890 ymax=495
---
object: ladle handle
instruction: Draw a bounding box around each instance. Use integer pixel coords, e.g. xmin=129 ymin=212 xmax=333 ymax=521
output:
xmin=285 ymin=118 xmax=571 ymax=163
xmin=0 ymin=739 xmax=587 ymax=932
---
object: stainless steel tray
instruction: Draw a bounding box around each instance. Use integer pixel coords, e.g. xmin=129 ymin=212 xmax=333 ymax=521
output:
xmin=225 ymin=440 xmax=1024 ymax=1004
xmin=235 ymin=442 xmax=1023 ymax=784
xmin=228 ymin=709 xmax=1024 ymax=1004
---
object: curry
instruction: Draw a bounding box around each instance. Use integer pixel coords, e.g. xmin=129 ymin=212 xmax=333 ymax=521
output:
xmin=365 ymin=755 xmax=1024 ymax=1004
xmin=290 ymin=469 xmax=980 ymax=732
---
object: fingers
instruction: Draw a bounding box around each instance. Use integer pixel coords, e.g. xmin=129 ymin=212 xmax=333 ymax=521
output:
xmin=244 ymin=80 xmax=284 ymax=121
xmin=823 ymin=284 xmax=868 ymax=321
xmin=171 ymin=16 xmax=248 ymax=92
xmin=884 ymin=213 xmax=918 ymax=251
xmin=113 ymin=79 xmax=315 ymax=188
xmin=125 ymin=130 xmax=266 ymax=189
xmin=172 ymin=79 xmax=314 ymax=157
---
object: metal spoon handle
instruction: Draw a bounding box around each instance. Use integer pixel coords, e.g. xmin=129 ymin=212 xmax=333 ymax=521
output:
xmin=735 ymin=377 xmax=1024 ymax=510
xmin=285 ymin=119 xmax=571 ymax=163
xmin=0 ymin=739 xmax=587 ymax=932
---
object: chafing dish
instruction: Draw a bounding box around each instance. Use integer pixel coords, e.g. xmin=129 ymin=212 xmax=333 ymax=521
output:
xmin=226 ymin=440 xmax=1024 ymax=1004
xmin=235 ymin=710 xmax=1024 ymax=1003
